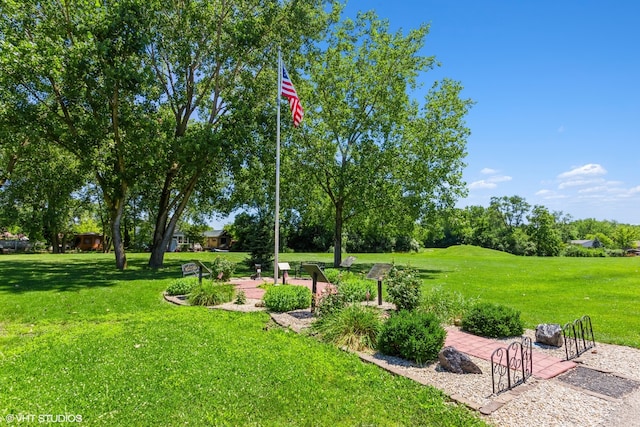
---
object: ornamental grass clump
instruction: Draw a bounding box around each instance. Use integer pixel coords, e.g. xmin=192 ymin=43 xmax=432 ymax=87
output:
xmin=461 ymin=302 xmax=524 ymax=338
xmin=188 ymin=282 xmax=235 ymax=306
xmin=263 ymin=285 xmax=311 ymax=312
xmin=377 ymin=310 xmax=445 ymax=365
xmin=311 ymin=304 xmax=382 ymax=351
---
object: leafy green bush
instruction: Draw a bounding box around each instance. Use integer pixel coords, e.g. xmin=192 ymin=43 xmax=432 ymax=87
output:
xmin=422 ymin=286 xmax=478 ymax=324
xmin=323 ymin=268 xmax=342 ymax=284
xmin=314 ymin=284 xmax=347 ymax=318
xmin=188 ymin=283 xmax=235 ymax=306
xmin=461 ymin=302 xmax=524 ymax=338
xmin=339 ymin=277 xmax=376 ymax=303
xmin=211 ymin=257 xmax=236 ymax=281
xmin=263 ymin=285 xmax=312 ymax=312
xmin=166 ymin=277 xmax=200 ymax=296
xmin=562 ymin=245 xmax=606 ymax=257
xmin=312 ymin=304 xmax=382 ymax=351
xmin=377 ymin=311 xmax=445 ymax=365
xmin=385 ymin=266 xmax=422 ymax=311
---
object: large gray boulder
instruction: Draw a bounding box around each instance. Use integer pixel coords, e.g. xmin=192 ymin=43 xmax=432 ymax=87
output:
xmin=438 ymin=346 xmax=482 ymax=374
xmin=535 ymin=323 xmax=563 ymax=347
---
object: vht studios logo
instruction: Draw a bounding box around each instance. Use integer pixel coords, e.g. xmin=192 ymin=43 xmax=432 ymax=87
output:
xmin=4 ymin=414 xmax=83 ymax=423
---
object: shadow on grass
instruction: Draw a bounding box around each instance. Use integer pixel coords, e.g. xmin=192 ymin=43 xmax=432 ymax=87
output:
xmin=0 ymin=255 xmax=180 ymax=294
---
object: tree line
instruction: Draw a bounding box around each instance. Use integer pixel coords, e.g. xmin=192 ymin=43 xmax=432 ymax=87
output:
xmin=1 ymin=1 xmax=472 ymax=268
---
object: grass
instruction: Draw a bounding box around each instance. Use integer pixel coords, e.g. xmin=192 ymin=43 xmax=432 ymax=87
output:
xmin=0 ymin=251 xmax=485 ymax=426
xmin=1 ymin=246 xmax=639 ymax=425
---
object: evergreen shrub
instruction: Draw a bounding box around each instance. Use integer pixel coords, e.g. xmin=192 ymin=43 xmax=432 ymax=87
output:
xmin=461 ymin=302 xmax=524 ymax=338
xmin=377 ymin=310 xmax=445 ymax=365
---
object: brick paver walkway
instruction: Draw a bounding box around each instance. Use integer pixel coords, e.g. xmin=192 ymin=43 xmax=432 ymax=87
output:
xmin=444 ymin=328 xmax=576 ymax=379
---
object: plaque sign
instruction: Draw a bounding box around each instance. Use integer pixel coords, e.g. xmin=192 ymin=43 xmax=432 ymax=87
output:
xmin=366 ymin=263 xmax=393 ymax=280
xmin=277 ymin=263 xmax=291 ymax=284
xmin=301 ymin=264 xmax=330 ymax=283
xmin=366 ymin=263 xmax=392 ymax=306
xmin=302 ymin=263 xmax=330 ymax=311
xmin=339 ymin=256 xmax=357 ymax=269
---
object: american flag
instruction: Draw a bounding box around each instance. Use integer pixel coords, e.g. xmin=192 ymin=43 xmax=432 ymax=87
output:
xmin=281 ymin=64 xmax=303 ymax=127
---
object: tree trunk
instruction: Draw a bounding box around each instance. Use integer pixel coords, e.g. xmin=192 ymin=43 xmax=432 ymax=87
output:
xmin=148 ymin=170 xmax=201 ymax=269
xmin=333 ymin=202 xmax=343 ymax=267
xmin=111 ymin=201 xmax=127 ymax=270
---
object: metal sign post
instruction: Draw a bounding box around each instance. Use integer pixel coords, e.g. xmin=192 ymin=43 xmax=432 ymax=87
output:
xmin=366 ymin=263 xmax=393 ymax=306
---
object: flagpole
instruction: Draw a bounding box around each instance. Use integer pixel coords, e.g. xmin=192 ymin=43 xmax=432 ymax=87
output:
xmin=274 ymin=48 xmax=282 ymax=285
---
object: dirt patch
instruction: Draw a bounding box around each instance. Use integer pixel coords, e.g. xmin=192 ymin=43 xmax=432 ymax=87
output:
xmin=557 ymin=366 xmax=640 ymax=398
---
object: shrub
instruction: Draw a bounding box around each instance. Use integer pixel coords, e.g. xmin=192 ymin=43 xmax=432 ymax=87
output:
xmin=234 ymin=290 xmax=247 ymax=305
xmin=339 ymin=277 xmax=376 ymax=303
xmin=385 ymin=266 xmax=422 ymax=311
xmin=323 ymin=268 xmax=342 ymax=284
xmin=377 ymin=311 xmax=445 ymax=365
xmin=263 ymin=285 xmax=312 ymax=312
xmin=211 ymin=257 xmax=236 ymax=281
xmin=314 ymin=284 xmax=347 ymax=318
xmin=312 ymin=304 xmax=382 ymax=351
xmin=166 ymin=277 xmax=200 ymax=296
xmin=422 ymin=286 xmax=478 ymax=324
xmin=188 ymin=283 xmax=235 ymax=306
xmin=461 ymin=302 xmax=524 ymax=338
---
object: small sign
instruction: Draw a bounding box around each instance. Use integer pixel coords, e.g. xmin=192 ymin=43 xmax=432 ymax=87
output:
xmin=366 ymin=263 xmax=393 ymax=280
xmin=302 ymin=263 xmax=330 ymax=283
xmin=277 ymin=262 xmax=291 ymax=271
xmin=181 ymin=262 xmax=199 ymax=276
xmin=340 ymin=256 xmax=357 ymax=268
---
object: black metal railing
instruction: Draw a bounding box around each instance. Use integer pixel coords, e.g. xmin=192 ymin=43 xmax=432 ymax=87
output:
xmin=491 ymin=337 xmax=533 ymax=394
xmin=563 ymin=315 xmax=595 ymax=361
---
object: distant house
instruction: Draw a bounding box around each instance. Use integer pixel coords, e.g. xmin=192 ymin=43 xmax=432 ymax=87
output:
xmin=569 ymin=239 xmax=602 ymax=249
xmin=169 ymin=229 xmax=232 ymax=252
xmin=203 ymin=230 xmax=232 ymax=251
xmin=74 ymin=233 xmax=103 ymax=251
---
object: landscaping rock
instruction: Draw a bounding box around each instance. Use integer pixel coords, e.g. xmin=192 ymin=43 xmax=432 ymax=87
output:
xmin=535 ymin=323 xmax=563 ymax=347
xmin=438 ymin=346 xmax=482 ymax=374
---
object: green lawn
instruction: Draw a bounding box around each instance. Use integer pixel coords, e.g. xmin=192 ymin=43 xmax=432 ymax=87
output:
xmin=1 ymin=247 xmax=638 ymax=425
xmin=0 ymin=252 xmax=484 ymax=426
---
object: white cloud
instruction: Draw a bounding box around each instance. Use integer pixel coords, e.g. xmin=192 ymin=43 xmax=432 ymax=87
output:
xmin=489 ymin=175 xmax=512 ymax=183
xmin=535 ymin=189 xmax=552 ymax=196
xmin=469 ymin=169 xmax=512 ymax=191
xmin=558 ymin=164 xmax=607 ymax=179
xmin=557 ymin=125 xmax=565 ymax=133
xmin=469 ymin=180 xmax=497 ymax=189
xmin=558 ymin=178 xmax=605 ymax=189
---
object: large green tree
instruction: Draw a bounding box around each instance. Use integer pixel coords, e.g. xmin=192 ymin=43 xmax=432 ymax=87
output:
xmin=140 ymin=0 xmax=331 ymax=268
xmin=1 ymin=0 xmax=155 ymax=269
xmin=287 ymin=12 xmax=472 ymax=266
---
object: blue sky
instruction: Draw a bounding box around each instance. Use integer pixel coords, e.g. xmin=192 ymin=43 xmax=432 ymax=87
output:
xmin=342 ymin=0 xmax=640 ymax=224
xmin=211 ymin=1 xmax=640 ymax=229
